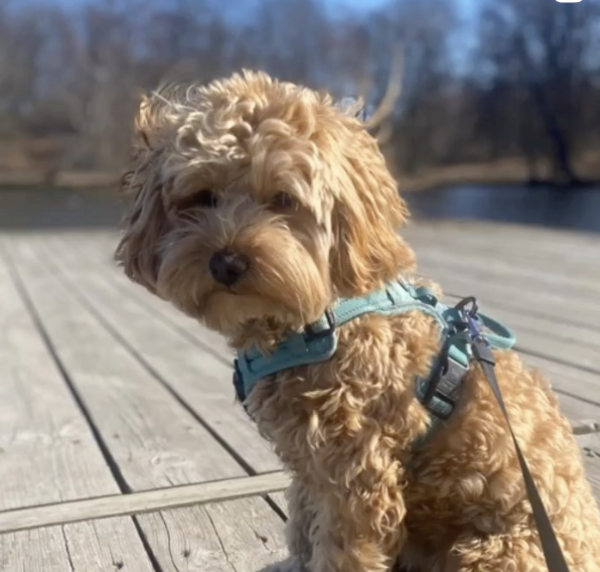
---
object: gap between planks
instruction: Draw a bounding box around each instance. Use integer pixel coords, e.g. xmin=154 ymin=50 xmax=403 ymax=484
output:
xmin=1 ymin=430 xmax=597 ymax=536
xmin=0 ymin=471 xmax=290 ymax=536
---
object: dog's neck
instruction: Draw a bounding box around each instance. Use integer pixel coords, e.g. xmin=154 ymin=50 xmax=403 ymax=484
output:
xmin=229 ymin=316 xmax=302 ymax=355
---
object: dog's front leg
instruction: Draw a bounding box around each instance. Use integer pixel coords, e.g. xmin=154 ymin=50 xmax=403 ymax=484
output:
xmin=285 ymin=477 xmax=317 ymax=571
xmin=304 ymin=463 xmax=407 ymax=572
xmin=307 ymin=490 xmax=406 ymax=572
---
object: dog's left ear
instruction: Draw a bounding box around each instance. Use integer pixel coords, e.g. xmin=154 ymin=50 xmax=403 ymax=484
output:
xmin=115 ymin=94 xmax=171 ymax=293
xmin=327 ymin=121 xmax=415 ymax=298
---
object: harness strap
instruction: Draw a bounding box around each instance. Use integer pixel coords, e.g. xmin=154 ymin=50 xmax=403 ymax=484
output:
xmin=233 ymin=284 xmax=568 ymax=572
xmin=233 ymin=280 xmax=516 ymax=421
xmin=470 ymin=333 xmax=571 ymax=572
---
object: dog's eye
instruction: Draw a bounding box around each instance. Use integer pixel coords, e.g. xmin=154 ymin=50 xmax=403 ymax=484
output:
xmin=269 ymin=192 xmax=296 ymax=211
xmin=178 ymin=189 xmax=218 ymax=210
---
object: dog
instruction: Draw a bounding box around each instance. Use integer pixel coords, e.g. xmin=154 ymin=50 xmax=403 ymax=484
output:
xmin=116 ymin=70 xmax=600 ymax=572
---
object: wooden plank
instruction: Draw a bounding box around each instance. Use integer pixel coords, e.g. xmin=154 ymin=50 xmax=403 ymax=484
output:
xmin=0 ymin=242 xmax=158 ymax=571
xmin=107 ymin=276 xmax=233 ymax=365
xmin=7 ymin=234 xmax=288 ymax=571
xmin=417 ymin=260 xmax=600 ymax=333
xmin=440 ymin=292 xmax=600 ymax=376
xmin=139 ymin=500 xmax=287 ymax=571
xmin=34 ymin=234 xmax=280 ymax=474
xmin=404 ymin=221 xmax=600 ymax=277
xmin=416 ymin=264 xmax=600 ymax=370
xmin=409 ymin=219 xmax=600 ymax=251
xmin=407 ymin=240 xmax=600 ymax=295
xmin=521 ymin=354 xmax=600 ymax=409
xmin=416 ymin=255 xmax=600 ymax=338
xmin=414 ymin=245 xmax=600 ymax=300
xmin=576 ymin=432 xmax=600 ymax=503
xmin=58 ymin=230 xmax=233 ymax=363
xmin=6 ymin=237 xmax=247 ymax=489
xmin=414 ymin=247 xmax=600 ymax=317
xmin=0 ymin=518 xmax=156 ymax=572
xmin=0 ymin=472 xmax=290 ymax=535
xmin=141 ymin=499 xmax=287 ymax=572
xmin=0 ymin=244 xmax=119 ymax=509
xmin=46 ymin=231 xmax=600 ymax=434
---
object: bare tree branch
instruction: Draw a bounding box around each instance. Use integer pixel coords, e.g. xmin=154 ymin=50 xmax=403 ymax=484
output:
xmin=365 ymin=44 xmax=404 ymax=131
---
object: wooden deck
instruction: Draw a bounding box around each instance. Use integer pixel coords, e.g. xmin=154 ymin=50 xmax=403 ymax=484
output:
xmin=0 ymin=221 xmax=598 ymax=571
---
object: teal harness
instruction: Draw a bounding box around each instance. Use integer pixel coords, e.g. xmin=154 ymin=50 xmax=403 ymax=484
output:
xmin=233 ymin=278 xmax=516 ymax=421
xmin=232 ymin=278 xmax=575 ymax=572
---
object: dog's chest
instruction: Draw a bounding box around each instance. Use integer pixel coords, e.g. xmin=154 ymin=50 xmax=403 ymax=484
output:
xmin=250 ymin=320 xmax=443 ymax=475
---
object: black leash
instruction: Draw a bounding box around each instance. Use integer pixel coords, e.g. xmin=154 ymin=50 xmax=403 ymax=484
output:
xmin=465 ymin=310 xmax=571 ymax=572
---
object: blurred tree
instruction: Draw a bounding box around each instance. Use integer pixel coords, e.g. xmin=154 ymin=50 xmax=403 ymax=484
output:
xmin=476 ymin=0 xmax=600 ymax=186
xmin=0 ymin=0 xmax=599 ymax=187
xmin=388 ymin=0 xmax=459 ymax=174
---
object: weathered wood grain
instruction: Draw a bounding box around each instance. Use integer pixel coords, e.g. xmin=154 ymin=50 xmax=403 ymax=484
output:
xmin=66 ymin=232 xmax=600 ymax=430
xmin=6 ymin=234 xmax=288 ymax=571
xmin=37 ymin=234 xmax=280 ymax=474
xmin=7 ymin=237 xmax=248 ymax=489
xmin=0 ymin=242 xmax=158 ymax=571
xmin=141 ymin=499 xmax=287 ymax=572
xmin=404 ymin=220 xmax=600 ymax=279
xmin=0 ymin=518 xmax=156 ymax=572
xmin=576 ymin=432 xmax=600 ymax=503
xmin=57 ymin=231 xmax=234 ymax=364
xmin=418 ymin=260 xmax=600 ymax=334
xmin=519 ymin=354 xmax=600 ymax=426
xmin=415 ymin=245 xmax=600 ymax=300
xmin=70 ymin=231 xmax=234 ymax=362
xmin=0 ymin=244 xmax=118 ymax=509
xmin=0 ymin=472 xmax=290 ymax=535
xmin=1 ymin=221 xmax=597 ymax=571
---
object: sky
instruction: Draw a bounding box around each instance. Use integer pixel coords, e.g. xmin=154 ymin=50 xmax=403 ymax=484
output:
xmin=22 ymin=0 xmax=476 ymax=18
xmin=18 ymin=0 xmax=479 ymax=75
xmin=18 ymin=0 xmax=480 ymax=40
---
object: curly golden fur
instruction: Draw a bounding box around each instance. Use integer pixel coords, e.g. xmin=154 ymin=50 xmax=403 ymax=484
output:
xmin=116 ymin=70 xmax=600 ymax=572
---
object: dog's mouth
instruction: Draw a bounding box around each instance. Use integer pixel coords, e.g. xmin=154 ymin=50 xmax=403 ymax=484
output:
xmin=205 ymin=288 xmax=239 ymax=303
xmin=156 ymin=233 xmax=330 ymax=334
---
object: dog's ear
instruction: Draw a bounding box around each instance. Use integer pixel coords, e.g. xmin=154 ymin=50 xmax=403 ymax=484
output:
xmin=115 ymin=169 xmax=169 ymax=294
xmin=115 ymin=96 xmax=170 ymax=293
xmin=327 ymin=123 xmax=415 ymax=298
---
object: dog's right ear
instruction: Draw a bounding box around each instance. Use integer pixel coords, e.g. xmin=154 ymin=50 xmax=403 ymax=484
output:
xmin=115 ymin=96 xmax=169 ymax=293
xmin=326 ymin=119 xmax=415 ymax=298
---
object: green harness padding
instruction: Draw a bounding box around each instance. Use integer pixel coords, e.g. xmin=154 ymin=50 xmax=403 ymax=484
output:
xmin=233 ymin=281 xmax=573 ymax=572
xmin=233 ymin=278 xmax=516 ymax=420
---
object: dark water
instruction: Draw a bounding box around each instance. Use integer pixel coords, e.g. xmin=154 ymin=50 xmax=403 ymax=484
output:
xmin=0 ymin=188 xmax=123 ymax=229
xmin=1 ymin=184 xmax=600 ymax=233
xmin=405 ymin=184 xmax=600 ymax=234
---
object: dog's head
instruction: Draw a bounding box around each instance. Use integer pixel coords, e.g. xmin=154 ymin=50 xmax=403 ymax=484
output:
xmin=116 ymin=70 xmax=415 ymax=337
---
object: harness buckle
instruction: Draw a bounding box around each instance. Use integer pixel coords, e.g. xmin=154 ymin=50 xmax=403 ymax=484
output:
xmin=304 ymin=309 xmax=336 ymax=340
xmin=453 ymin=296 xmax=486 ymax=340
xmin=453 ymin=296 xmax=479 ymax=318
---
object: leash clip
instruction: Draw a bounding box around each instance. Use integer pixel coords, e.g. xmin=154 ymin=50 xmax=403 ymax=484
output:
xmin=453 ymin=296 xmax=485 ymax=341
xmin=466 ymin=313 xmax=486 ymax=344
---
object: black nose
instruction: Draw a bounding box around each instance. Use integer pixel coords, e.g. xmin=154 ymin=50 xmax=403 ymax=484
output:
xmin=209 ymin=249 xmax=249 ymax=286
